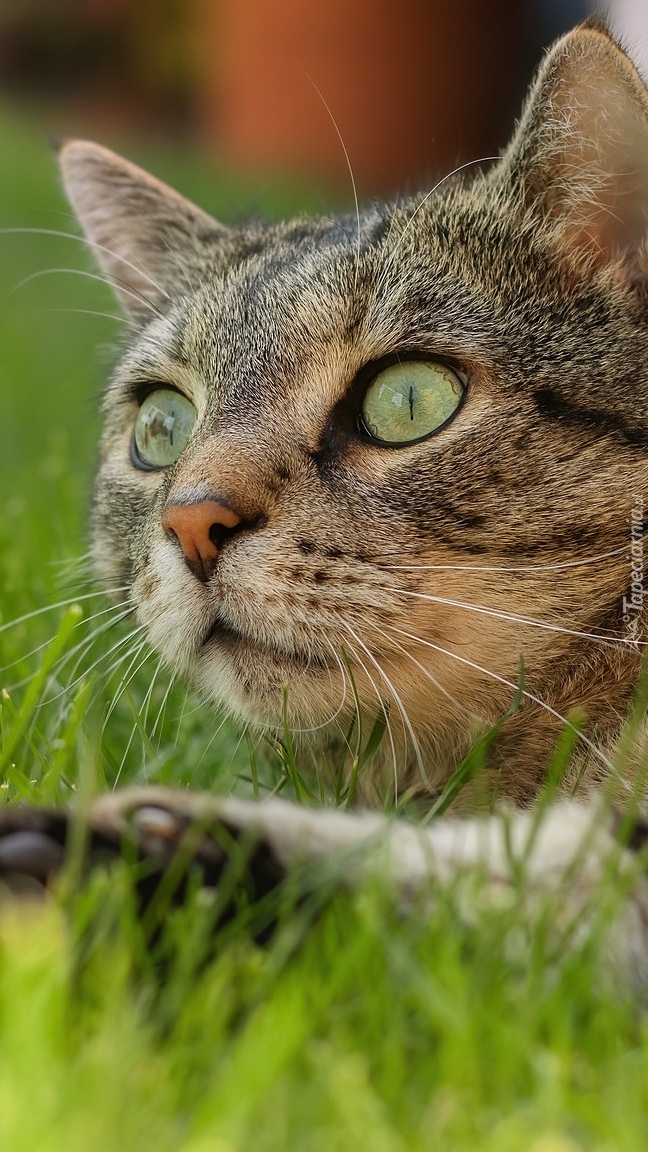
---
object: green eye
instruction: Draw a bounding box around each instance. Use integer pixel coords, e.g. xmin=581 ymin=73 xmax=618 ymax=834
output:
xmin=133 ymin=388 xmax=196 ymax=469
xmin=361 ymin=360 xmax=464 ymax=446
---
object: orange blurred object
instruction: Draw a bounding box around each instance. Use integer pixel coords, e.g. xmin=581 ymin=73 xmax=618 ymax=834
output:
xmin=200 ymin=0 xmax=530 ymax=195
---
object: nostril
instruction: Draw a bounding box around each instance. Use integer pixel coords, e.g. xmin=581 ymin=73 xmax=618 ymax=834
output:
xmin=208 ymin=522 xmax=231 ymax=550
xmin=208 ymin=514 xmax=266 ymax=551
xmin=161 ymin=500 xmax=265 ymax=584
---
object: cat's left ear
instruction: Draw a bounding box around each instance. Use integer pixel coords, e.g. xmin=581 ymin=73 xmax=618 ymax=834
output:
xmin=499 ymin=20 xmax=648 ymax=274
xmin=58 ymin=140 xmax=229 ymax=321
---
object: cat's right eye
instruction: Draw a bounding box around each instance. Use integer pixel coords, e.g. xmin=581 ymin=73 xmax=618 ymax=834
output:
xmin=132 ymin=388 xmax=197 ymax=469
xmin=360 ymin=360 xmax=465 ymax=446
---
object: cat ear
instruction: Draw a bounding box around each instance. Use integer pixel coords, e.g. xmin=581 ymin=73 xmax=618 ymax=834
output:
xmin=500 ymin=21 xmax=648 ymax=273
xmin=58 ymin=139 xmax=228 ymax=321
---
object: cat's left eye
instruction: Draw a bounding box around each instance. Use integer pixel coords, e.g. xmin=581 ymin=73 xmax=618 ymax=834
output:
xmin=132 ymin=388 xmax=197 ymax=469
xmin=360 ymin=360 xmax=464 ymax=446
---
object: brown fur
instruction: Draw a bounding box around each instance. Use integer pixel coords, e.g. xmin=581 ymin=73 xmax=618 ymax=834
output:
xmin=58 ymin=22 xmax=648 ymax=810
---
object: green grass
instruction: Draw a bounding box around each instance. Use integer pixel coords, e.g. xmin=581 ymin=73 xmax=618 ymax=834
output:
xmin=2 ymin=107 xmax=648 ymax=1151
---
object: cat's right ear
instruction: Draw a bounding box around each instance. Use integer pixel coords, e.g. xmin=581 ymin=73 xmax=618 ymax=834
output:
xmin=58 ymin=140 xmax=229 ymax=322
xmin=497 ymin=21 xmax=648 ymax=276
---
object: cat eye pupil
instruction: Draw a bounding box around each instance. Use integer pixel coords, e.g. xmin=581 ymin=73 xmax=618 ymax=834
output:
xmin=132 ymin=388 xmax=196 ymax=470
xmin=361 ymin=360 xmax=464 ymax=447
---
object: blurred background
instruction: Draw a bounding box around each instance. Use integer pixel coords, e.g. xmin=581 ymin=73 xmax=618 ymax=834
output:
xmin=0 ymin=0 xmax=642 ymax=199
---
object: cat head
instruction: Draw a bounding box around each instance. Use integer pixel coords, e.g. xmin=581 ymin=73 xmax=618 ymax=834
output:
xmin=59 ymin=22 xmax=648 ymax=799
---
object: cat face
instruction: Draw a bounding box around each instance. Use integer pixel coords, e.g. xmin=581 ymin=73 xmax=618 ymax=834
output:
xmin=60 ymin=23 xmax=648 ymax=796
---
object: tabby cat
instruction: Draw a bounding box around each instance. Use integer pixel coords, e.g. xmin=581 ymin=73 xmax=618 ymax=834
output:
xmin=3 ymin=20 xmax=648 ymax=982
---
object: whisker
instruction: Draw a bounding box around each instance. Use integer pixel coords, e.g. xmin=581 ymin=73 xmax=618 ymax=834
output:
xmin=10 ymin=266 xmax=161 ymax=319
xmin=54 ymin=576 xmax=110 ymax=597
xmin=46 ymin=605 xmax=137 ymax=687
xmin=112 ymin=723 xmax=139 ymax=792
xmin=0 ymin=227 xmax=170 ymax=301
xmin=110 ymin=650 xmax=159 ymax=790
xmin=97 ymin=642 xmax=151 ymax=703
xmin=342 ymin=621 xmax=431 ymax=793
xmin=0 ymin=600 xmax=133 ymax=676
xmin=387 ymin=155 xmax=499 ymax=259
xmin=141 ymin=660 xmax=164 ymax=733
xmin=48 ymin=551 xmax=93 ymax=575
xmin=100 ymin=654 xmax=154 ymax=786
xmin=37 ymin=307 xmax=131 ymax=326
xmin=41 ymin=624 xmax=148 ymax=705
xmin=188 ymin=710 xmax=237 ymax=782
xmin=149 ymin=670 xmax=177 ymax=745
xmin=173 ymin=681 xmax=192 ymax=744
xmin=382 ymin=548 xmax=627 ymax=573
xmin=0 ymin=587 xmax=129 ymax=636
xmin=73 ymin=600 xmax=135 ymax=629
xmin=384 ymin=623 xmax=624 ymax=788
xmin=392 ymin=588 xmax=636 ymax=649
xmin=336 ymin=635 xmax=399 ymax=800
xmin=108 ymin=648 xmax=158 ymax=789
xmin=277 ymin=640 xmax=350 ymax=735
xmin=364 ymin=619 xmax=486 ymax=725
xmin=302 ymin=72 xmax=361 ymax=291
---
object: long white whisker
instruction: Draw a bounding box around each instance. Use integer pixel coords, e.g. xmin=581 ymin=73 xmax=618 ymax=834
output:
xmin=0 ymin=587 xmax=129 ymax=635
xmin=106 ymin=649 xmax=157 ymax=792
xmin=44 ymin=606 xmax=137 ymax=689
xmin=302 ymin=72 xmax=361 ymax=291
xmin=108 ymin=645 xmax=158 ymax=790
xmin=383 ymin=548 xmax=626 ymax=573
xmin=0 ymin=601 xmax=133 ymax=676
xmin=393 ymin=587 xmax=635 ymax=649
xmin=98 ymin=631 xmax=151 ymax=700
xmin=141 ymin=660 xmax=164 ymax=735
xmin=364 ymin=619 xmax=485 ymax=725
xmin=49 ymin=551 xmax=94 ymax=576
xmin=338 ymin=635 xmax=399 ymax=800
xmin=109 ymin=656 xmax=164 ymax=789
xmin=76 ymin=600 xmax=136 ymax=629
xmin=112 ymin=725 xmax=139 ymax=791
xmin=42 ymin=625 xmax=148 ymax=704
xmin=275 ymin=640 xmax=350 ymax=736
xmin=149 ymin=670 xmax=177 ymax=745
xmin=186 ymin=711 xmax=232 ymax=782
xmin=103 ymin=645 xmax=159 ymax=787
xmin=342 ymin=621 xmax=431 ymax=792
xmin=10 ymin=266 xmax=161 ymax=318
xmin=388 ymin=155 xmax=499 ymax=258
xmin=0 ymin=227 xmax=170 ymax=300
xmin=38 ymin=307 xmax=131 ymax=326
xmin=173 ymin=682 xmax=192 ymax=743
xmin=385 ymin=623 xmax=622 ymax=787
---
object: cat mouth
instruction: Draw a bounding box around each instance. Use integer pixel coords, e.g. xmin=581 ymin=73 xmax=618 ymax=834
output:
xmin=201 ymin=614 xmax=241 ymax=648
xmin=201 ymin=614 xmax=330 ymax=670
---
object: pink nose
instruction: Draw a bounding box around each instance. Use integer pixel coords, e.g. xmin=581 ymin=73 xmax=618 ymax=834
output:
xmin=162 ymin=500 xmax=241 ymax=582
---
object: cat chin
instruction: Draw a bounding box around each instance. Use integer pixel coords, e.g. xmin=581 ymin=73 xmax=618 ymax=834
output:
xmin=192 ymin=638 xmax=347 ymax=731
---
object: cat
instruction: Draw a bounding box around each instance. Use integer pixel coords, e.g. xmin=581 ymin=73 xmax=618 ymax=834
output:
xmin=3 ymin=18 xmax=648 ymax=984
